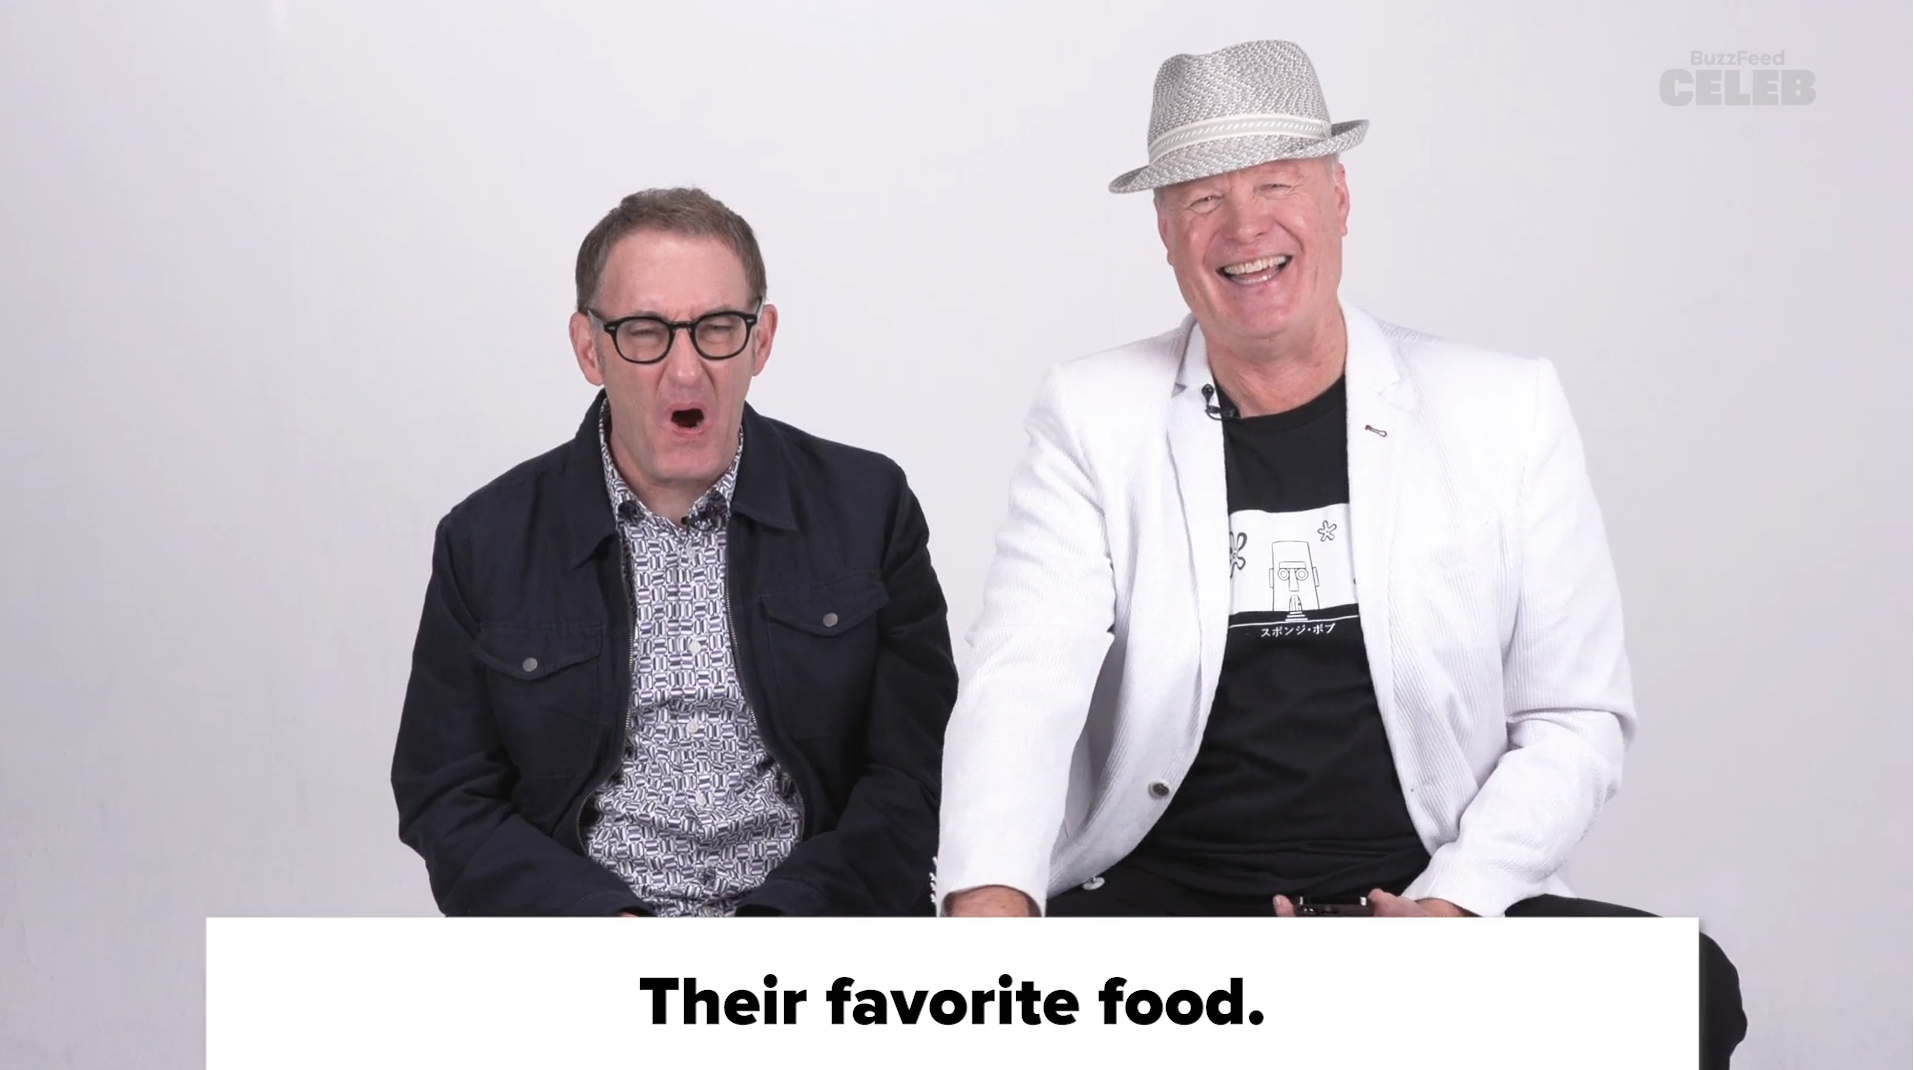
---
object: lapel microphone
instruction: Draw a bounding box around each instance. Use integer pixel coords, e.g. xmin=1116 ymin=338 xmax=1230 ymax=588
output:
xmin=1200 ymin=384 xmax=1239 ymax=421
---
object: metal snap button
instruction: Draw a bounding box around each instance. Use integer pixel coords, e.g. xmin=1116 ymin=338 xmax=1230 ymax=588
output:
xmin=821 ymin=612 xmax=839 ymax=628
xmin=1148 ymin=781 xmax=1170 ymax=798
xmin=521 ymin=657 xmax=539 ymax=672
xmin=1082 ymin=876 xmax=1106 ymax=891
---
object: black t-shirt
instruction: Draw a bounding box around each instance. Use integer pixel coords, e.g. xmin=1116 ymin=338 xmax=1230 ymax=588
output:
xmin=1127 ymin=377 xmax=1430 ymax=897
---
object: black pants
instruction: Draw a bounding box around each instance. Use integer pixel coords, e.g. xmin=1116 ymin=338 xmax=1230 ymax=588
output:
xmin=1049 ymin=861 xmax=1747 ymax=1069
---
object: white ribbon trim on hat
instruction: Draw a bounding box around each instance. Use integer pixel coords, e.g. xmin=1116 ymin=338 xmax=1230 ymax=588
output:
xmin=1147 ymin=112 xmax=1331 ymax=163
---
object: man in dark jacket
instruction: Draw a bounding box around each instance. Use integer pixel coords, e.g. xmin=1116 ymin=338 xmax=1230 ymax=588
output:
xmin=392 ymin=187 xmax=957 ymax=917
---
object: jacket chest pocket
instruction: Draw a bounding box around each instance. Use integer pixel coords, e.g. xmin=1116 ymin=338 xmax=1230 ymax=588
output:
xmin=1393 ymin=511 xmax=1509 ymax=671
xmin=757 ymin=572 xmax=887 ymax=740
xmin=475 ymin=623 xmax=606 ymax=775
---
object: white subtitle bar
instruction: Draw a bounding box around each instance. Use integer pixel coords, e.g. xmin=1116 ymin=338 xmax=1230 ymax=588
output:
xmin=207 ymin=917 xmax=1696 ymax=1068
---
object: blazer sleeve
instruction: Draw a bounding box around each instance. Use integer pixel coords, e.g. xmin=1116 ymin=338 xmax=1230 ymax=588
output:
xmin=934 ymin=365 xmax=1120 ymax=914
xmin=1402 ymin=358 xmax=1638 ymax=916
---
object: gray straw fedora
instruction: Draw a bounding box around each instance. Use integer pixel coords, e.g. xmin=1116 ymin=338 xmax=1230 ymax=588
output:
xmin=1109 ymin=40 xmax=1367 ymax=194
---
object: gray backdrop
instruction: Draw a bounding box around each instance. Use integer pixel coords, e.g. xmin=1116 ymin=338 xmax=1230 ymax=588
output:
xmin=1 ymin=1 xmax=1907 ymax=1067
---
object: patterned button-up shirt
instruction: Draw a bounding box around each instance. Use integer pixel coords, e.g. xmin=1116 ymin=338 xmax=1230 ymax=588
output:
xmin=584 ymin=410 xmax=804 ymax=916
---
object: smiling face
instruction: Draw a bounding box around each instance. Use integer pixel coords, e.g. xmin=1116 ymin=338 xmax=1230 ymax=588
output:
xmin=1155 ymin=156 xmax=1349 ymax=361
xmin=568 ymin=229 xmax=775 ymax=519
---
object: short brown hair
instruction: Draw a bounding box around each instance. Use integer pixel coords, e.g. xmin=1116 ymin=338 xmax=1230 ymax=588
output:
xmin=573 ymin=187 xmax=768 ymax=313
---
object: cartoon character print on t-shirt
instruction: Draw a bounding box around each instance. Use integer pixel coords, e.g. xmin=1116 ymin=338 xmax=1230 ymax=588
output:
xmin=1227 ymin=502 xmax=1357 ymax=641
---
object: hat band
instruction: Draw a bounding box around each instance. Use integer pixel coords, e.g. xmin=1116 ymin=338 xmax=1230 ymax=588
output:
xmin=1147 ymin=112 xmax=1332 ymax=163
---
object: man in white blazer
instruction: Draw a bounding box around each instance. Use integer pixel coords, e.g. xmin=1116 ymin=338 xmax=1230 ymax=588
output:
xmin=933 ymin=39 xmax=1744 ymax=1068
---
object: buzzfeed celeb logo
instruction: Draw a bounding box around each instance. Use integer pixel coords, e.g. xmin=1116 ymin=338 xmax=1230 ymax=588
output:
xmin=1662 ymin=51 xmax=1815 ymax=105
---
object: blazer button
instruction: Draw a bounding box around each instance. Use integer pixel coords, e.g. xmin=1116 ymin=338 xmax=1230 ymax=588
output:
xmin=821 ymin=612 xmax=839 ymax=628
xmin=521 ymin=657 xmax=539 ymax=672
xmin=1148 ymin=781 xmax=1170 ymax=798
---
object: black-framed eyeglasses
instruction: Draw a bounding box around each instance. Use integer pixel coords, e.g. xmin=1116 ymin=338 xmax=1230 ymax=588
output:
xmin=587 ymin=306 xmax=761 ymax=364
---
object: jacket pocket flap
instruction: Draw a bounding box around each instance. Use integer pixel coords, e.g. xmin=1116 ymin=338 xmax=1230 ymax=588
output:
xmin=474 ymin=624 xmax=604 ymax=680
xmin=759 ymin=573 xmax=889 ymax=636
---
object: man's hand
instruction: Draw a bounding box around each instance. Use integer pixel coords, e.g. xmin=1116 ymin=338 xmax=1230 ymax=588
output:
xmin=1369 ymin=890 xmax=1474 ymax=917
xmin=945 ymin=885 xmax=1040 ymax=917
xmin=1272 ymin=891 xmax=1476 ymax=917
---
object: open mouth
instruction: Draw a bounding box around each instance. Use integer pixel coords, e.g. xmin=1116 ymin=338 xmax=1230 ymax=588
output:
xmin=1219 ymin=254 xmax=1293 ymax=285
xmin=669 ymin=407 xmax=706 ymax=430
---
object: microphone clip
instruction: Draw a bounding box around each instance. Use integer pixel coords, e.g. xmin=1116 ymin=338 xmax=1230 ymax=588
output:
xmin=1200 ymin=383 xmax=1238 ymax=422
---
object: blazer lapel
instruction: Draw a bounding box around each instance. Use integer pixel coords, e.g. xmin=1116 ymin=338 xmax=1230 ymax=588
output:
xmin=1342 ymin=304 xmax=1418 ymax=713
xmin=1165 ymin=319 xmax=1232 ymax=715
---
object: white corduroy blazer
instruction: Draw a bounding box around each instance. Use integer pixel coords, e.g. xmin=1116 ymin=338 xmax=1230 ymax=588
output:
xmin=934 ymin=305 xmax=1636 ymax=917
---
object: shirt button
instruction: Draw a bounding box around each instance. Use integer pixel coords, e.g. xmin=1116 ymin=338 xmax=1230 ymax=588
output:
xmin=689 ymin=638 xmax=704 ymax=653
xmin=821 ymin=612 xmax=839 ymax=628
xmin=521 ymin=657 xmax=539 ymax=672
xmin=1148 ymin=781 xmax=1170 ymax=799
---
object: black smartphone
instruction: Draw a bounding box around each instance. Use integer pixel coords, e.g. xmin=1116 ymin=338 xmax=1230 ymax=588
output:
xmin=1290 ymin=895 xmax=1372 ymax=917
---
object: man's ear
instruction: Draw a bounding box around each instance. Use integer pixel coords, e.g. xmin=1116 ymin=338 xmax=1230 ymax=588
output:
xmin=570 ymin=311 xmax=605 ymax=386
xmin=750 ymin=303 xmax=778 ymax=377
xmin=1332 ymin=163 xmax=1350 ymax=236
